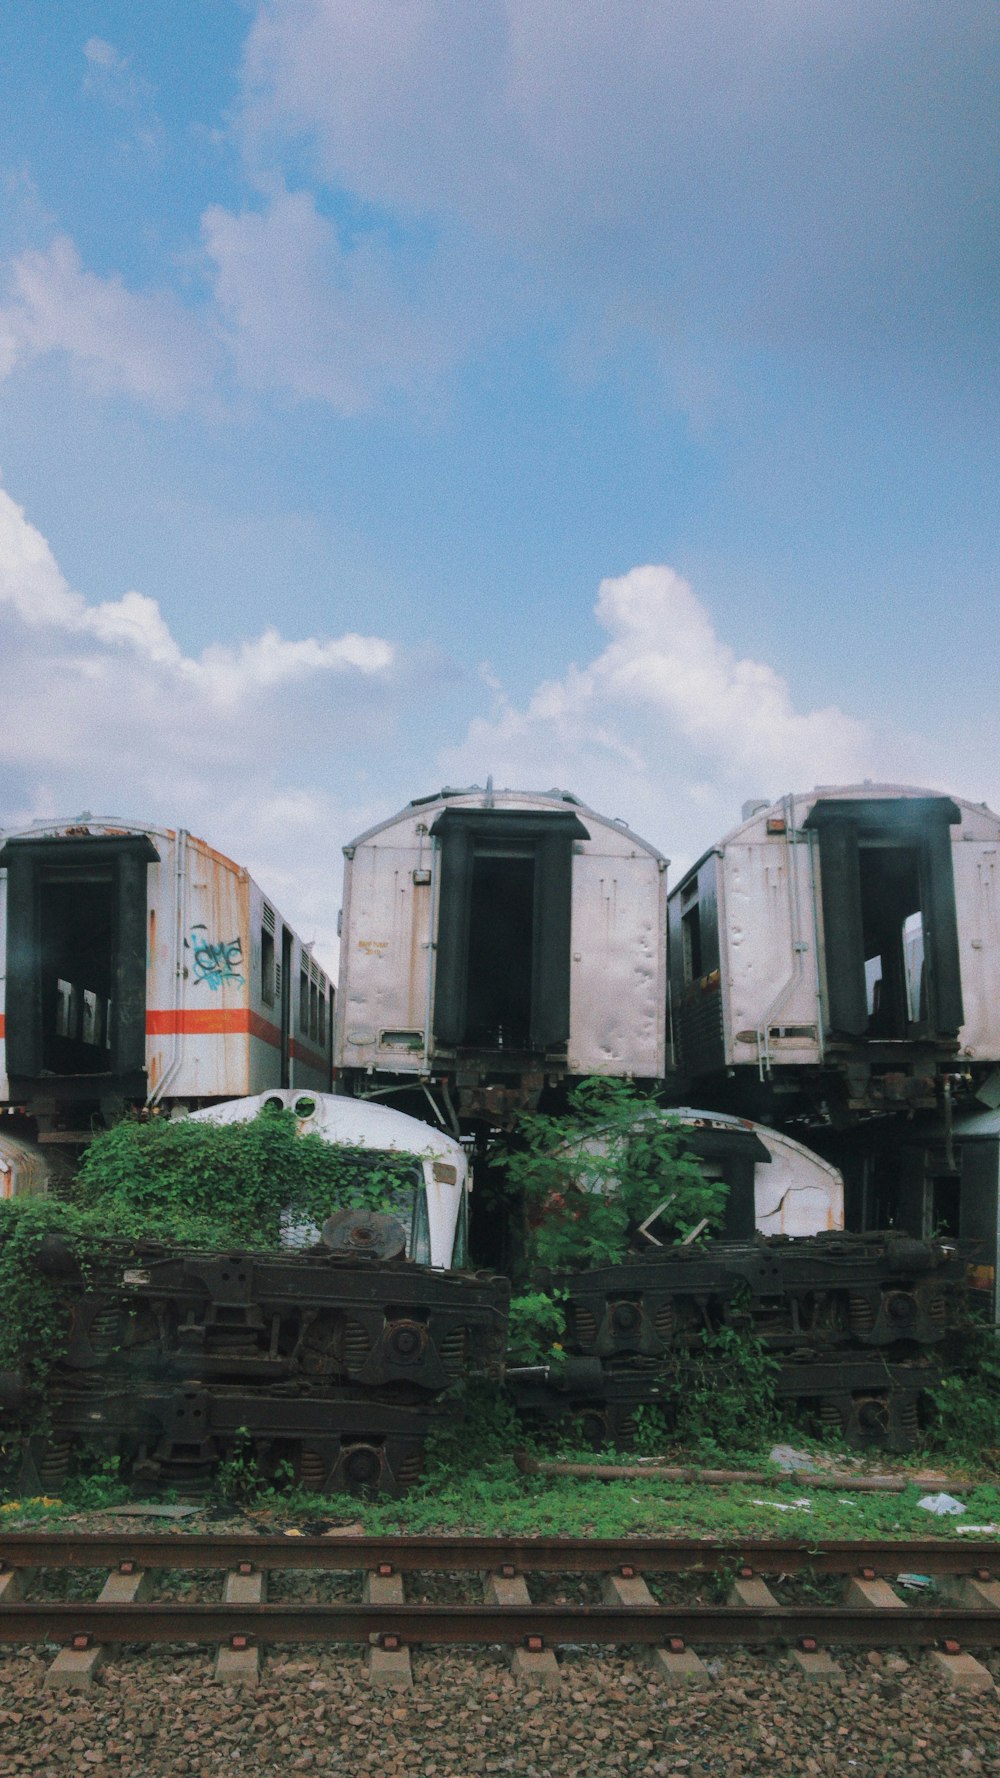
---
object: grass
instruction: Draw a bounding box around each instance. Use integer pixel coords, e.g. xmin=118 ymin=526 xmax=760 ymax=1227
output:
xmin=5 ymin=1403 xmax=999 ymax=1544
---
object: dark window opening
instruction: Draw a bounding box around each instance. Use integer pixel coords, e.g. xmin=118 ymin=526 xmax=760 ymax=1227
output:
xmin=299 ymin=967 xmax=310 ymax=1034
xmin=859 ymin=844 xmax=923 ymax=1038
xmin=309 ymin=980 xmax=319 ymax=1041
xmin=681 ymin=904 xmax=702 ymax=984
xmin=430 ymin=806 xmax=590 ymax=1054
xmin=318 ymin=987 xmax=327 ymax=1047
xmin=39 ymin=870 xmax=115 ymax=1074
xmin=931 ymin=1173 xmax=961 ymax=1239
xmin=0 ymin=831 xmax=157 ymax=1093
xmin=464 ymin=848 xmax=535 ymax=1049
xmin=261 ymin=928 xmax=275 ymax=1006
xmin=805 ymin=797 xmax=963 ymax=1040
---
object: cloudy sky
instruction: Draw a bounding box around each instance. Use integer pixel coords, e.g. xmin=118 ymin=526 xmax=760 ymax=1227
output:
xmin=1 ymin=1 xmax=997 ymax=966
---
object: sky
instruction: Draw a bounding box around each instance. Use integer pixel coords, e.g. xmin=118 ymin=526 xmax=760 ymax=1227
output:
xmin=0 ymin=1 xmax=997 ymax=968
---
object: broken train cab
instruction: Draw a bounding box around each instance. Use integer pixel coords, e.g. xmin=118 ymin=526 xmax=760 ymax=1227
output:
xmin=334 ymin=787 xmax=668 ymax=1125
xmin=668 ymin=785 xmax=1000 ymax=1121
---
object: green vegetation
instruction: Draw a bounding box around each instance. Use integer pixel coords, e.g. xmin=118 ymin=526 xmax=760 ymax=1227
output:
xmin=497 ymin=1077 xmax=724 ymax=1273
xmin=929 ymin=1328 xmax=1000 ymax=1464
xmin=0 ymin=1107 xmax=422 ymax=1445
xmin=76 ymin=1107 xmax=420 ymax=1246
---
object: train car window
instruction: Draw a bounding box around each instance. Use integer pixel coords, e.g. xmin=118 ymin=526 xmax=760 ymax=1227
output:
xmin=261 ymin=928 xmax=275 ymax=1006
xmin=451 ymin=1188 xmax=469 ymax=1269
xmin=805 ymin=798 xmax=963 ymax=1040
xmin=411 ymin=1190 xmax=432 ymax=1266
xmin=681 ymin=903 xmax=702 ymax=984
xmin=430 ymin=806 xmax=589 ymax=1053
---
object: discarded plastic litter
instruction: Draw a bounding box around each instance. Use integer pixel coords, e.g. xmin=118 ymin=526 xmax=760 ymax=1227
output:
xmin=917 ymin=1493 xmax=966 ymax=1516
xmin=751 ymin=1498 xmax=812 ymax=1511
xmin=896 ymin=1573 xmax=933 ymax=1589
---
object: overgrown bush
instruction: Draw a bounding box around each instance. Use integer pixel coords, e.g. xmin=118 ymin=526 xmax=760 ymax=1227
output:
xmin=0 ymin=1108 xmax=422 ymax=1445
xmin=928 ymin=1330 xmax=1000 ymax=1466
xmin=496 ymin=1076 xmax=726 ymax=1272
xmin=670 ymin=1324 xmax=783 ymax=1457
xmin=76 ymin=1106 xmax=419 ymax=1247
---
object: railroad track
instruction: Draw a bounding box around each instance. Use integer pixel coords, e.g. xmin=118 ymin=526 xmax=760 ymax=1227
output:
xmin=1 ymin=1533 xmax=998 ymax=1694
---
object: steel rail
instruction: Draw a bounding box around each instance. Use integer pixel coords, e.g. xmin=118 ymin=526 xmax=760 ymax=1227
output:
xmin=1 ymin=1601 xmax=999 ymax=1650
xmin=0 ymin=1533 xmax=996 ymax=1577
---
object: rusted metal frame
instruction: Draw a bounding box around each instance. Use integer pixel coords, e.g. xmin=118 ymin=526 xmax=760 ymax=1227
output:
xmin=1 ymin=1601 xmax=999 ymax=1649
xmin=0 ymin=1534 xmax=995 ymax=1578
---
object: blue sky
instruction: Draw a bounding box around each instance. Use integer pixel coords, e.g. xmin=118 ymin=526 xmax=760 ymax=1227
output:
xmin=0 ymin=1 xmax=997 ymax=965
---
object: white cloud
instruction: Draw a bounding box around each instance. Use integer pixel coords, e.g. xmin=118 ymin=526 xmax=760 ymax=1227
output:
xmin=441 ymin=564 xmax=873 ymax=865
xmin=83 ymin=37 xmax=127 ymax=74
xmin=0 ymin=236 xmax=215 ymax=408
xmin=0 ymin=485 xmax=403 ymax=968
xmin=203 ymin=186 xmax=457 ymax=413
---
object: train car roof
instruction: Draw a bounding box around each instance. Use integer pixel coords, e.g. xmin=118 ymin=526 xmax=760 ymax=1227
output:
xmin=343 ymin=784 xmax=667 ymax=864
xmin=191 ymin=1089 xmax=466 ymax=1165
xmin=669 ymin=783 xmax=1000 ymax=897
xmin=0 ymin=814 xmax=244 ymax=878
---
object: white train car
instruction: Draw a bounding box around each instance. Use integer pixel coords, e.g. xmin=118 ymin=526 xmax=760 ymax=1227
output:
xmin=192 ymin=1090 xmax=470 ymax=1269
xmin=668 ymin=784 xmax=1000 ymax=1119
xmin=0 ymin=816 xmax=332 ymax=1138
xmin=335 ymin=785 xmax=668 ymax=1121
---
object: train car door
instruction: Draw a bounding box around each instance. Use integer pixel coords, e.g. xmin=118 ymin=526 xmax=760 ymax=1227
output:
xmin=0 ymin=832 xmax=158 ymax=1104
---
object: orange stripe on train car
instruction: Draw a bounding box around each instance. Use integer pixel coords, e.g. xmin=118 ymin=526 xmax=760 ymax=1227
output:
xmin=145 ymin=1010 xmax=328 ymax=1069
xmin=146 ymin=1009 xmax=280 ymax=1046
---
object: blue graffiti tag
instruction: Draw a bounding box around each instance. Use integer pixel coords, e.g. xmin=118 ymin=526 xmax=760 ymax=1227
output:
xmin=188 ymin=924 xmax=245 ymax=991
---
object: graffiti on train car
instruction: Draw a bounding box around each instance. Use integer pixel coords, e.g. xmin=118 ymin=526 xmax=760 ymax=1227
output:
xmin=187 ymin=924 xmax=245 ymax=991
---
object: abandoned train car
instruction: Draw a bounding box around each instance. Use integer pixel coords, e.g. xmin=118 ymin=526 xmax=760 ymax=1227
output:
xmin=668 ymin=784 xmax=1000 ymax=1122
xmin=334 ymin=785 xmax=668 ymax=1122
xmin=0 ymin=816 xmax=333 ymax=1141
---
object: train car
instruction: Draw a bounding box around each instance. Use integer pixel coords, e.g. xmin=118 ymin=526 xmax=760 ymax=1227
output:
xmin=0 ymin=815 xmax=333 ymax=1143
xmin=191 ymin=1089 xmax=471 ymax=1269
xmin=667 ymin=784 xmax=1000 ymax=1122
xmin=335 ymin=784 xmax=668 ymax=1125
xmin=635 ymin=1108 xmax=845 ymax=1239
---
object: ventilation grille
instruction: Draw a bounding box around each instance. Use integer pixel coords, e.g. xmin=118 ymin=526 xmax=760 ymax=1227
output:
xmin=262 ymin=901 xmax=275 ymax=934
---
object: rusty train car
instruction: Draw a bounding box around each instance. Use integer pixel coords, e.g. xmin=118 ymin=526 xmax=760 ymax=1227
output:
xmin=0 ymin=816 xmax=333 ymax=1146
xmin=334 ymin=784 xmax=668 ymax=1126
xmin=668 ymin=783 xmax=1000 ymax=1121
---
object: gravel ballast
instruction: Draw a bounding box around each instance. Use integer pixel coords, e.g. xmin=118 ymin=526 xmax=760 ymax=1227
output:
xmin=1 ymin=1644 xmax=999 ymax=1776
